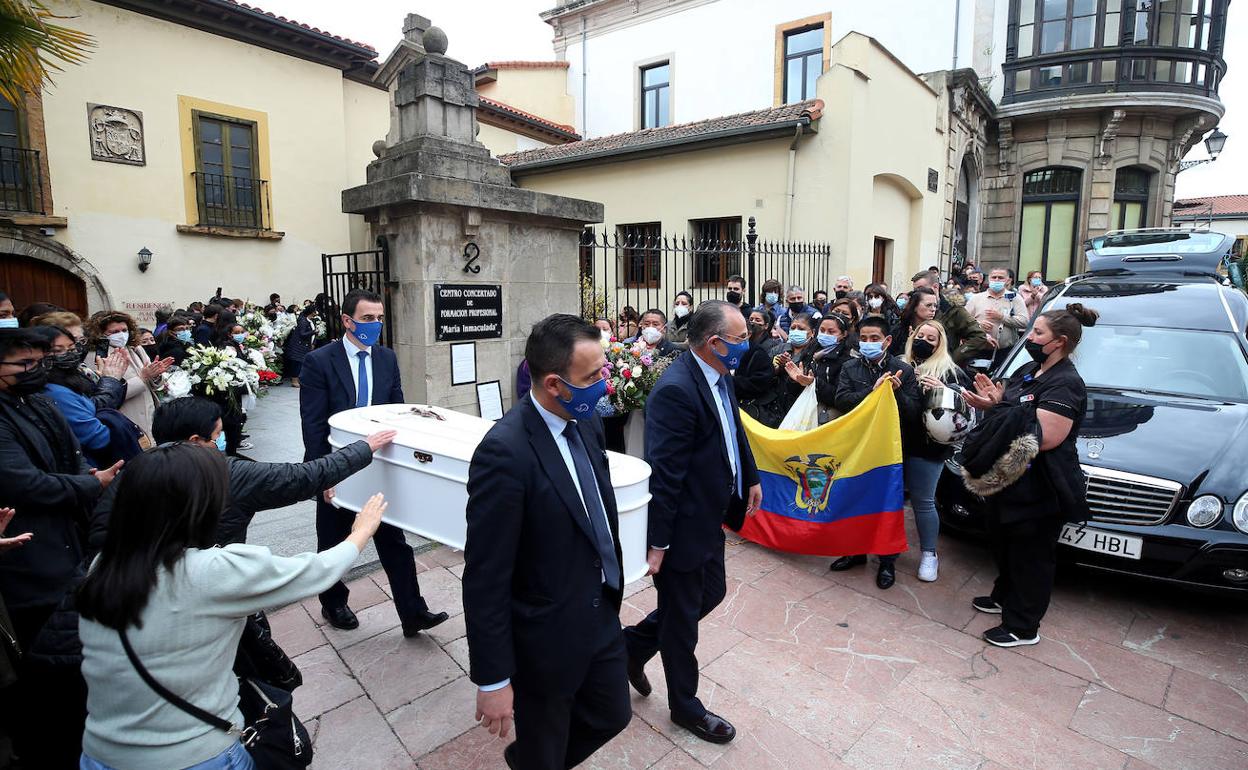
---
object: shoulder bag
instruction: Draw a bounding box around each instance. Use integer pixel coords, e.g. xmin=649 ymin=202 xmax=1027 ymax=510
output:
xmin=118 ymin=629 xmax=312 ymax=769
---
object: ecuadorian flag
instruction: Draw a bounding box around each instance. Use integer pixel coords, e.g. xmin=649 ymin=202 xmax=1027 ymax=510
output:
xmin=738 ymin=386 xmax=907 ymax=557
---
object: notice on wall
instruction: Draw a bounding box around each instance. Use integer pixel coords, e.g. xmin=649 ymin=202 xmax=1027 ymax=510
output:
xmin=451 ymin=342 xmax=477 ymax=386
xmin=434 ymin=284 xmax=503 ymax=342
xmin=476 ymin=380 xmax=504 ymax=421
xmin=122 ymin=300 xmax=166 ymax=327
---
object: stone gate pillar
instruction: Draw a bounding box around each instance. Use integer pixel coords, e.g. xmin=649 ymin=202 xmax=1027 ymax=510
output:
xmin=343 ymin=24 xmax=601 ymax=415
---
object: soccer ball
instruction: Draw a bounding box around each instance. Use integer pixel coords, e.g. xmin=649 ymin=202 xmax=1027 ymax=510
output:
xmin=923 ymin=386 xmax=975 ymax=445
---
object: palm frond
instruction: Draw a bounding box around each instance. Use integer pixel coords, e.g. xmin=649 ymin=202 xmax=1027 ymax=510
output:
xmin=0 ymin=0 xmax=93 ymax=105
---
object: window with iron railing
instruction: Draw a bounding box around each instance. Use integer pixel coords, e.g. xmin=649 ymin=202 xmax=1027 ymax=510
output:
xmin=192 ymin=112 xmax=269 ymax=229
xmin=0 ymin=95 xmax=43 ymax=215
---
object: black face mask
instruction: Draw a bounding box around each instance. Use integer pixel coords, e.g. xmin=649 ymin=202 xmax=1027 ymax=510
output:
xmin=1024 ymin=339 xmax=1051 ymax=363
xmin=911 ymin=338 xmax=936 ymax=361
xmin=835 ymin=290 xmax=848 ymax=300
xmin=788 ymin=301 xmax=805 ymax=313
xmin=142 ymin=344 xmax=159 ymax=360
xmin=5 ymin=364 xmax=48 ymax=396
xmin=48 ymin=351 xmax=81 ymax=370
xmin=726 ymin=290 xmax=743 ymax=305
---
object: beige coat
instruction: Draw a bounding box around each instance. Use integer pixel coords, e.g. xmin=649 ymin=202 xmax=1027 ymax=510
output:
xmin=84 ymin=345 xmax=157 ymax=437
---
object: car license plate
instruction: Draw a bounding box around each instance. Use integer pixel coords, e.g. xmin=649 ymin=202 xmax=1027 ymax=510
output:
xmin=1059 ymin=524 xmax=1142 ymax=560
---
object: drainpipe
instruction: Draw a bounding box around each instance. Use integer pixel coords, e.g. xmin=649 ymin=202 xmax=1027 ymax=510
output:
xmin=581 ymin=18 xmax=588 ymax=135
xmin=952 ymin=0 xmax=961 ymax=69
xmin=783 ymin=123 xmax=805 ymax=241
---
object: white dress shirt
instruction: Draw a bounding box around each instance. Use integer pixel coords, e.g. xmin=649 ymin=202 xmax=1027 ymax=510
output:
xmin=342 ymin=336 xmax=373 ymax=406
xmin=692 ymin=352 xmax=738 ymax=483
xmin=480 ymin=396 xmax=613 ymax=693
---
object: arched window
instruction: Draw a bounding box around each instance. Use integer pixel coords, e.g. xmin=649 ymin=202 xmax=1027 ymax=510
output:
xmin=1018 ymin=167 xmax=1081 ymax=281
xmin=1111 ymin=167 xmax=1150 ymax=231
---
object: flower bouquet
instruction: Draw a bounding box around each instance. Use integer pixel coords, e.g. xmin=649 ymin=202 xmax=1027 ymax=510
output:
xmin=270 ymin=313 xmax=297 ymax=345
xmin=181 ymin=344 xmax=260 ymax=408
xmin=153 ymin=367 xmax=193 ymax=403
xmin=312 ymin=317 xmax=328 ymax=341
xmin=595 ymin=339 xmax=673 ymax=416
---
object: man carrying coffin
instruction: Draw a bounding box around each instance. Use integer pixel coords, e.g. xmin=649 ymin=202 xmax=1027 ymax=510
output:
xmin=463 ymin=313 xmax=631 ymax=769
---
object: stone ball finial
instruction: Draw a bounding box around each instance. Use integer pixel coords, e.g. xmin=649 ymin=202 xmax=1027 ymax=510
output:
xmin=371 ymin=139 xmax=386 ymax=158
xmin=422 ymin=26 xmax=448 ymax=55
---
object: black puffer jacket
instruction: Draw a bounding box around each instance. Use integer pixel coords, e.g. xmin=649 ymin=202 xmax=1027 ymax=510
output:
xmin=86 ymin=373 xmax=127 ymax=413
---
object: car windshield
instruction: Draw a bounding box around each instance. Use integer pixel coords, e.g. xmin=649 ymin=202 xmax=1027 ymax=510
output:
xmin=1003 ymin=326 xmax=1248 ymax=401
xmin=1095 ymin=232 xmax=1227 ymax=255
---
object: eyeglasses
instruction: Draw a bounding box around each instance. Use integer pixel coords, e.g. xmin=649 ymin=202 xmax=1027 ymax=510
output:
xmin=0 ymin=358 xmax=46 ymax=372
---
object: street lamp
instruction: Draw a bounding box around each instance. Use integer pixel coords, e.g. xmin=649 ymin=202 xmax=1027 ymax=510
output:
xmin=1179 ymin=128 xmax=1228 ymax=172
xmin=137 ymin=246 xmax=153 ymax=273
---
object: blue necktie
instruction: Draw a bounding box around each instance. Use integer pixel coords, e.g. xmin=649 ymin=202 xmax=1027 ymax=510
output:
xmin=563 ymin=422 xmax=621 ymax=590
xmin=715 ymin=374 xmax=742 ymax=497
xmin=355 ymin=350 xmax=369 ymax=408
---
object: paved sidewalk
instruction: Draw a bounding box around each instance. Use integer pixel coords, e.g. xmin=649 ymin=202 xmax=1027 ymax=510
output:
xmin=269 ymin=525 xmax=1248 ymax=769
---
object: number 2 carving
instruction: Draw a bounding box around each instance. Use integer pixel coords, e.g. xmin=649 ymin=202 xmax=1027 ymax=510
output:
xmin=462 ymin=243 xmax=481 ymax=274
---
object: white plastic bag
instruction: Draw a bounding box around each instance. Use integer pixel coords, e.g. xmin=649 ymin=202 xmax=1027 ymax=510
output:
xmin=778 ymin=384 xmax=820 ymax=431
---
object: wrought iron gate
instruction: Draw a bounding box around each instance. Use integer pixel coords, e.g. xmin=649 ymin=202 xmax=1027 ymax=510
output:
xmin=321 ymin=235 xmax=394 ymax=347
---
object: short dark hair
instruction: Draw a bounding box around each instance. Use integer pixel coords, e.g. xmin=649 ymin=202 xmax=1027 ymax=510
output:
xmin=790 ymin=312 xmax=815 ymax=330
xmin=727 ymin=275 xmax=745 ymax=287
xmin=911 ymin=270 xmax=935 ymax=285
xmin=0 ymin=290 xmax=8 ymax=304
xmin=857 ymin=316 xmax=891 ymax=336
xmin=813 ymin=289 xmax=828 ymax=298
xmin=203 ymin=304 xmax=224 ymax=321
xmin=641 ymin=308 xmax=667 ymax=324
xmin=687 ymin=300 xmax=737 ymax=347
xmin=821 ymin=312 xmax=851 ymax=334
xmin=342 ymin=289 xmax=383 ymax=318
xmin=269 ymin=293 xmax=280 ymax=302
xmin=0 ymin=328 xmax=49 ymax=359
xmin=525 ymin=314 xmax=601 ymax=381
xmin=152 ymin=397 xmax=223 ymax=444
xmin=78 ymin=443 xmax=228 ymax=630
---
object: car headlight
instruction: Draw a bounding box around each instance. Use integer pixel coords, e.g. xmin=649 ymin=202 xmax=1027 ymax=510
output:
xmin=1186 ymin=495 xmax=1223 ymax=528
xmin=1233 ymin=492 xmax=1248 ymax=535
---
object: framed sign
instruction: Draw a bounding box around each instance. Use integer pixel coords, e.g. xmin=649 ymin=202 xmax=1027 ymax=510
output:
xmin=450 ymin=342 xmax=477 ymax=386
xmin=476 ymin=380 xmax=504 ymax=421
xmin=434 ymin=284 xmax=503 ymax=342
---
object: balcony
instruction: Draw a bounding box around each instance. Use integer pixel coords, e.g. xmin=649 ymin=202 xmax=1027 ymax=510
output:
xmin=191 ymin=171 xmax=271 ymax=231
xmin=1002 ymin=45 xmax=1226 ymax=105
xmin=0 ymin=146 xmax=44 ymax=215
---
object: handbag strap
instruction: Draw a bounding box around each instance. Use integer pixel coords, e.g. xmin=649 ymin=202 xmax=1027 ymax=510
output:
xmin=118 ymin=629 xmax=235 ymax=734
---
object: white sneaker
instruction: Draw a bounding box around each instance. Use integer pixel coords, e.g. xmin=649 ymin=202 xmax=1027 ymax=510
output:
xmin=917 ymin=552 xmax=939 ymax=582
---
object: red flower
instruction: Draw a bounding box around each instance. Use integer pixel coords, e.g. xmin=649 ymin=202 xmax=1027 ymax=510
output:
xmin=621 ymin=368 xmax=632 ymax=379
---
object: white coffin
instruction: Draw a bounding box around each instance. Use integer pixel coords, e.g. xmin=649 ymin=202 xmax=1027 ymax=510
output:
xmin=328 ymin=404 xmax=653 ymax=584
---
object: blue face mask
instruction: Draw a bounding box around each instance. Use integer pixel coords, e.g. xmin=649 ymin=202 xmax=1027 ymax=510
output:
xmin=765 ymin=292 xmax=779 ymax=305
xmin=859 ymin=340 xmax=885 ymax=360
xmin=788 ymin=329 xmax=809 ymax=346
xmin=713 ymin=335 xmax=750 ymax=370
xmin=896 ymin=296 xmax=908 ymax=309
xmin=817 ymin=333 xmax=839 ymax=348
xmin=557 ymin=375 xmax=608 ymax=418
xmin=1030 ymin=277 xmax=1044 ymax=287
xmin=214 ymin=433 xmax=227 ymax=452
xmin=232 ymin=333 xmax=246 ymax=344
xmin=0 ymin=318 xmax=17 ymax=329
xmin=964 ymin=292 xmax=975 ymax=302
xmin=349 ymin=320 xmax=383 ymax=347
xmin=989 ymin=280 xmax=1006 ymax=293
xmin=175 ymin=330 xmax=193 ymax=343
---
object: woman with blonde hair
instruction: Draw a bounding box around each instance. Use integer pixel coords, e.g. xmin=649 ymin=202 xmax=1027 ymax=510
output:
xmin=900 ymin=319 xmax=969 ymax=582
xmin=83 ymin=311 xmax=173 ymax=438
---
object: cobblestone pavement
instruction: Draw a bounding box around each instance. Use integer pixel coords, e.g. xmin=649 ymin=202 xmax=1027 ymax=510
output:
xmin=250 ymin=385 xmax=1248 ymax=769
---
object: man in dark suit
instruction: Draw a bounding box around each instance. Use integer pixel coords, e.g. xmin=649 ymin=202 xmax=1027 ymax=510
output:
xmin=624 ymin=300 xmax=762 ymax=744
xmin=299 ymin=288 xmax=447 ymax=635
xmin=463 ymin=314 xmax=631 ymax=769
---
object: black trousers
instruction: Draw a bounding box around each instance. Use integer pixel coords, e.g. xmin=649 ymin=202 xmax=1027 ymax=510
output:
xmin=511 ymin=598 xmax=631 ymax=769
xmin=623 ymin=550 xmax=727 ymax=721
xmin=0 ymin=604 xmax=86 ymax=770
xmin=987 ymin=514 xmax=1065 ymax=636
xmin=315 ymin=498 xmax=428 ymax=620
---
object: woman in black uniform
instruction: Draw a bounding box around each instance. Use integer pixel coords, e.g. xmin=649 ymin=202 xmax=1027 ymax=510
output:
xmin=962 ymin=303 xmax=1097 ymax=648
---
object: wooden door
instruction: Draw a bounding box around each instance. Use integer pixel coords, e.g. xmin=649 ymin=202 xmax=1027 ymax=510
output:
xmin=0 ymin=253 xmax=87 ymax=318
xmin=872 ymin=238 xmax=889 ymax=285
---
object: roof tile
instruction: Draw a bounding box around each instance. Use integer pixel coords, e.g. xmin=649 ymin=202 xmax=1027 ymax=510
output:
xmin=225 ymin=0 xmax=377 ymax=52
xmin=478 ymin=96 xmax=580 ymax=140
xmin=499 ymin=99 xmax=823 ymax=167
xmin=1174 ymin=194 xmax=1248 ymax=218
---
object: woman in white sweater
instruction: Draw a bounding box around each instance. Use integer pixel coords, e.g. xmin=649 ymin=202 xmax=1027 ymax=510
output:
xmin=77 ymin=443 xmax=386 ymax=770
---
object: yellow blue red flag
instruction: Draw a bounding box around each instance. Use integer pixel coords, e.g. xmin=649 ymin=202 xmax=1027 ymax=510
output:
xmin=738 ymin=386 xmax=907 ymax=557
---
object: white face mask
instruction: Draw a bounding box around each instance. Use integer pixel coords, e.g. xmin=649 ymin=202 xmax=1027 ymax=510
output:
xmin=673 ymin=305 xmax=690 ymax=319
xmin=107 ymin=331 xmax=130 ymax=348
xmin=867 ymin=297 xmax=884 ymax=309
xmin=641 ymin=326 xmax=664 ymax=345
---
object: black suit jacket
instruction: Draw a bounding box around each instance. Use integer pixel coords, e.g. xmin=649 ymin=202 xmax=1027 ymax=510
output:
xmin=299 ymin=340 xmax=404 ymax=461
xmin=644 ymin=351 xmax=760 ymax=572
xmin=462 ymin=394 xmax=624 ymax=696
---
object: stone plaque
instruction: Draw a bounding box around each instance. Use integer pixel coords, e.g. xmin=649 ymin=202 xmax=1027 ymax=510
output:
xmin=927 ymin=168 xmax=939 ymax=193
xmin=88 ymin=104 xmax=145 ymax=166
xmin=434 ymin=284 xmax=503 ymax=341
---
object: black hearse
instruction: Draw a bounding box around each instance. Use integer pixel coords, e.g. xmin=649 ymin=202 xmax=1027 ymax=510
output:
xmin=937 ymin=229 xmax=1248 ymax=594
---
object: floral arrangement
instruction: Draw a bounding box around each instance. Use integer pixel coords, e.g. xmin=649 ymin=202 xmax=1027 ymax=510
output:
xmin=153 ymin=367 xmax=193 ymax=403
xmin=270 ymin=313 xmax=297 ymax=345
xmin=181 ymin=344 xmax=260 ymax=407
xmin=595 ymin=338 xmax=673 ymax=416
xmin=236 ymin=306 xmax=282 ymax=373
xmin=257 ymin=369 xmax=280 ymax=389
xmin=312 ymin=317 xmax=328 ymax=341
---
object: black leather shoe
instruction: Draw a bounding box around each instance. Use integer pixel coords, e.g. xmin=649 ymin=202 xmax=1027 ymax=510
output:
xmin=876 ymin=563 xmax=896 ymax=590
xmin=503 ymin=743 xmax=518 ymax=769
xmin=829 ymin=554 xmax=867 ymax=572
xmin=627 ymin=656 xmax=652 ymax=697
xmin=321 ymin=605 xmax=359 ymax=630
xmin=672 ymin=710 xmax=736 ymax=744
xmin=402 ymin=609 xmax=449 ymax=637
